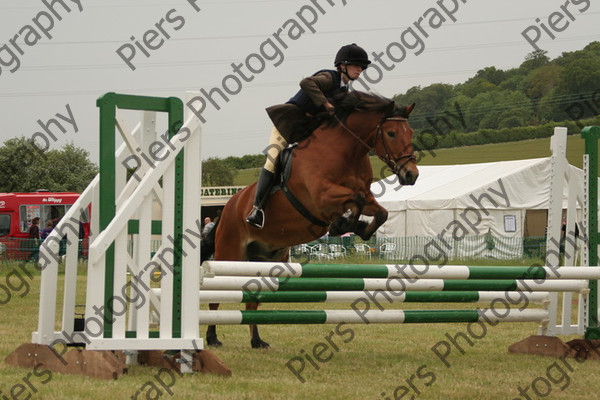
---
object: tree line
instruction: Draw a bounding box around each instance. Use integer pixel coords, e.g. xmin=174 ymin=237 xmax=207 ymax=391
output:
xmin=0 ymin=138 xmax=97 ymax=193
xmin=394 ymin=42 xmax=600 ymax=140
xmin=2 ymin=42 xmax=599 ymax=190
xmin=203 ymin=42 xmax=600 ymax=185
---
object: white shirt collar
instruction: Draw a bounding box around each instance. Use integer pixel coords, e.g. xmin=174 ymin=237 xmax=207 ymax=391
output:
xmin=341 ymin=77 xmax=352 ymax=92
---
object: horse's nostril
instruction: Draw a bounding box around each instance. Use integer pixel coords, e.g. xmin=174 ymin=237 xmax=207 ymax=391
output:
xmin=401 ymin=170 xmax=418 ymax=186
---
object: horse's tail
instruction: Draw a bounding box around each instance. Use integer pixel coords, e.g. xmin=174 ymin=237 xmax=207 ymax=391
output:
xmin=200 ymin=219 xmax=218 ymax=263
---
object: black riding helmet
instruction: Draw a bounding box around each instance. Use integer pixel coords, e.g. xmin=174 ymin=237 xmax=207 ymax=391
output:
xmin=334 ymin=43 xmax=371 ymax=69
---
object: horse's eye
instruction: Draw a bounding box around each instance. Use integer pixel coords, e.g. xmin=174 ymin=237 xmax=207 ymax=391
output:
xmin=387 ymin=130 xmax=396 ymax=138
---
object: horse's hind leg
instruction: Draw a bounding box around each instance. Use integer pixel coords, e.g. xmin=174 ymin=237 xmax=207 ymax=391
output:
xmin=247 ymin=302 xmax=269 ymax=349
xmin=245 ymin=245 xmax=290 ymax=349
xmin=208 ymin=204 xmax=249 ymax=347
xmin=206 ymin=303 xmax=222 ymax=347
xmin=206 ymin=304 xmax=268 ymax=349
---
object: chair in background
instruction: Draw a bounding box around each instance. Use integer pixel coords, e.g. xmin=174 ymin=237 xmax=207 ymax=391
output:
xmin=310 ymin=243 xmax=331 ymax=260
xmin=354 ymin=243 xmax=373 ymax=259
xmin=328 ymin=244 xmax=347 ymax=259
xmin=379 ymin=242 xmax=397 ymax=260
xmin=291 ymin=243 xmax=312 ymax=261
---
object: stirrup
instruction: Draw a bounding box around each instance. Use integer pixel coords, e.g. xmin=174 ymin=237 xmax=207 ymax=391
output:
xmin=246 ymin=206 xmax=265 ymax=229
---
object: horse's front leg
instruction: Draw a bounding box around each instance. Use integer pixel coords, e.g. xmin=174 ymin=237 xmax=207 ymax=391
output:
xmin=354 ymin=194 xmax=388 ymax=241
xmin=328 ymin=193 xmax=365 ymax=236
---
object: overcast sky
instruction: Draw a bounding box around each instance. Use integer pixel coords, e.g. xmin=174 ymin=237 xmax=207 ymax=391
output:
xmin=0 ymin=0 xmax=598 ymax=163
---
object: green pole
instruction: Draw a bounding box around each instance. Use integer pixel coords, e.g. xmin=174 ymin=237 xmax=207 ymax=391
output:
xmin=168 ymin=97 xmax=184 ymax=339
xmin=582 ymin=126 xmax=600 ymax=339
xmin=95 ymin=93 xmax=184 ymax=339
xmin=96 ymin=93 xmax=117 ymax=338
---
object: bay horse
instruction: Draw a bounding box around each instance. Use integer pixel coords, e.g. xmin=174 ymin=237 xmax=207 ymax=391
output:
xmin=201 ymin=91 xmax=418 ymax=348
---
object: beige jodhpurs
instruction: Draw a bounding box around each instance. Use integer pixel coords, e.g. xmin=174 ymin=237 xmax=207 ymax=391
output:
xmin=263 ymin=127 xmax=288 ymax=173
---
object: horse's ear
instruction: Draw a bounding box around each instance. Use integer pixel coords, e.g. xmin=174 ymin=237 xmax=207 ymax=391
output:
xmin=405 ymin=103 xmax=416 ymax=116
xmin=385 ymin=101 xmax=395 ymax=115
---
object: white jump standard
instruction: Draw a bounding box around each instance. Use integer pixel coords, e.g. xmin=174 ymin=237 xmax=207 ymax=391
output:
xmin=6 ymin=93 xmax=230 ymax=379
xmin=5 ymin=93 xmax=600 ymax=379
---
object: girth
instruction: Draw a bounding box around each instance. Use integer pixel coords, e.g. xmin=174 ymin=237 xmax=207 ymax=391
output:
xmin=275 ymin=145 xmax=330 ymax=227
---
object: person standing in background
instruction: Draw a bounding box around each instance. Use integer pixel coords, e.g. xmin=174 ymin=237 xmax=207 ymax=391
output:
xmin=28 ymin=217 xmax=41 ymax=263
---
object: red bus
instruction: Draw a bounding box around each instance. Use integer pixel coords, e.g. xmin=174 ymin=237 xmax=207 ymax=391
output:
xmin=0 ymin=192 xmax=90 ymax=260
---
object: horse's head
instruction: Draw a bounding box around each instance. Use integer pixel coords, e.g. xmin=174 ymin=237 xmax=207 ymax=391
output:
xmin=373 ymin=102 xmax=419 ymax=186
xmin=330 ymin=91 xmax=419 ymax=185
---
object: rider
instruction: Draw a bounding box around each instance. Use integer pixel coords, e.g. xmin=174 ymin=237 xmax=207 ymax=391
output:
xmin=246 ymin=43 xmax=371 ymax=229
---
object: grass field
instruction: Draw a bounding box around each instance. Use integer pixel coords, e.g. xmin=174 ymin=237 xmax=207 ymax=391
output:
xmin=2 ymin=262 xmax=600 ymax=400
xmin=234 ymin=134 xmax=595 ymax=186
xmin=3 ymin=134 xmax=600 ymax=399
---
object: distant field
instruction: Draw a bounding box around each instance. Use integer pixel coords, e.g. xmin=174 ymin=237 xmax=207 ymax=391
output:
xmin=3 ymin=265 xmax=600 ymax=400
xmin=234 ymin=167 xmax=259 ymax=186
xmin=233 ymin=135 xmax=596 ymax=186
xmin=371 ymin=134 xmax=593 ymax=179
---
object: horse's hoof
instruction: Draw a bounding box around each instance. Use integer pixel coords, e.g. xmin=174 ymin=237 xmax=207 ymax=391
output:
xmin=251 ymin=339 xmax=270 ymax=349
xmin=359 ymin=233 xmax=372 ymax=241
xmin=207 ymin=338 xmax=223 ymax=347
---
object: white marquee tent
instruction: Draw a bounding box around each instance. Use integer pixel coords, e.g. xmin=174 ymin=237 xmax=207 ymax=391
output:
xmin=370 ymin=157 xmax=585 ymax=259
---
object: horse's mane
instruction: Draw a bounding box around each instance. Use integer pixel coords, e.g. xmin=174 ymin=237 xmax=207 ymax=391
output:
xmin=334 ymin=91 xmax=393 ymax=116
xmin=311 ymin=91 xmax=409 ymax=130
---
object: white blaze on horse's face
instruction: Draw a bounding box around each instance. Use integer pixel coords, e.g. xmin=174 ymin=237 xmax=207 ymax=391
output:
xmin=378 ymin=103 xmax=419 ymax=186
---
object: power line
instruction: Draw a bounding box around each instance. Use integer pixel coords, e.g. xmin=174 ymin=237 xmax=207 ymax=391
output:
xmin=187 ymin=91 xmax=600 ymax=141
xmin=0 ymin=0 xmax=301 ymax=10
xmin=0 ymin=69 xmax=480 ymax=98
xmin=10 ymin=13 xmax=600 ymax=47
xmin=10 ymin=34 xmax=599 ymax=74
xmin=408 ymin=91 xmax=597 ymax=122
xmin=1 ymin=23 xmax=512 ymax=46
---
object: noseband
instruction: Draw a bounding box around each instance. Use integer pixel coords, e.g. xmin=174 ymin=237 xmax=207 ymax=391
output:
xmin=335 ymin=116 xmax=416 ymax=175
xmin=375 ymin=117 xmax=417 ymax=175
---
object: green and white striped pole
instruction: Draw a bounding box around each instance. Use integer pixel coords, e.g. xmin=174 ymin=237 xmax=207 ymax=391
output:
xmin=197 ymin=309 xmax=549 ymax=325
xmin=153 ymin=289 xmax=550 ymax=304
xmin=200 ymin=276 xmax=588 ymax=292
xmin=203 ymin=261 xmax=600 ymax=280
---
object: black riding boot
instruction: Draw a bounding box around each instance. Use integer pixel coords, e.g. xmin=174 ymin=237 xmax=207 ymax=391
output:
xmin=246 ymin=168 xmax=276 ymax=228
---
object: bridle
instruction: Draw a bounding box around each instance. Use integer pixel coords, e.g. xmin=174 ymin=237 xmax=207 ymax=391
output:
xmin=335 ymin=115 xmax=416 ymax=175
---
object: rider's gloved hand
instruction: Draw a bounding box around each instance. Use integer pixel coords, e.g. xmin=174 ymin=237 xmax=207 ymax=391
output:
xmin=324 ymin=102 xmax=335 ymax=115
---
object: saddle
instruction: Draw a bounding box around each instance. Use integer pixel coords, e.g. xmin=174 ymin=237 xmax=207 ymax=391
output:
xmin=272 ymin=144 xmax=329 ymax=227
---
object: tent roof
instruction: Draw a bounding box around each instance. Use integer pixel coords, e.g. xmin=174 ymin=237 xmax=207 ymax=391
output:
xmin=372 ymin=158 xmax=581 ymax=211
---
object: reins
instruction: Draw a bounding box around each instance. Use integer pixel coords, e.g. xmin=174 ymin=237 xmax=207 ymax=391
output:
xmin=334 ymin=116 xmax=373 ymax=151
xmin=334 ymin=115 xmax=416 ymax=175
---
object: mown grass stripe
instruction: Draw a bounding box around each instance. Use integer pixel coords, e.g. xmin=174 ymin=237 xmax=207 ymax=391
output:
xmin=241 ymin=291 xmax=328 ymax=303
xmin=403 ymin=310 xmax=480 ymax=323
xmin=277 ymin=278 xmax=365 ymax=291
xmin=239 ymin=310 xmax=328 ymax=324
xmin=301 ymin=264 xmax=389 ymax=278
xmin=442 ymin=280 xmax=519 ymax=291
xmin=466 ymin=266 xmax=547 ymax=280
xmin=403 ymin=291 xmax=481 ymax=302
